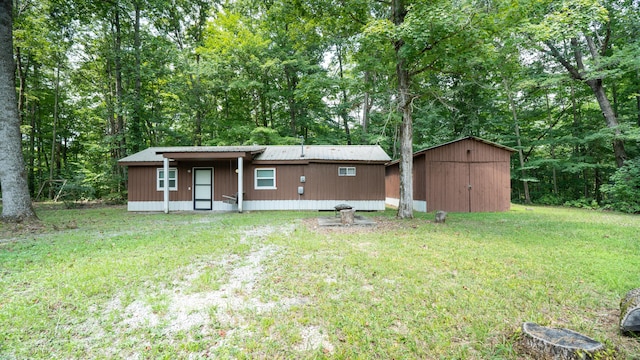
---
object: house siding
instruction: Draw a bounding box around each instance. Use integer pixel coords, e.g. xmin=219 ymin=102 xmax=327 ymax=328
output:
xmin=245 ymin=163 xmax=384 ymax=201
xmin=127 ymin=166 xmax=192 ymax=202
xmin=125 ymin=159 xmax=387 ymax=211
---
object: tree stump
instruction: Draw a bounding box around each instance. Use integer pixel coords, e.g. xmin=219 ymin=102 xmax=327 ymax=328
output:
xmin=334 ymin=203 xmax=352 ymax=217
xmin=340 ymin=209 xmax=355 ymax=225
xmin=620 ymin=288 xmax=640 ymax=334
xmin=435 ymin=210 xmax=447 ymax=223
xmin=519 ymin=322 xmax=604 ymax=360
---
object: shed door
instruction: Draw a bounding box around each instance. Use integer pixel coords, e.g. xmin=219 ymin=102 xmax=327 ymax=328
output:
xmin=427 ymin=162 xmax=470 ymax=212
xmin=193 ymin=168 xmax=213 ymax=210
xmin=428 ymin=162 xmax=505 ymax=213
xmin=470 ymin=162 xmax=509 ymax=212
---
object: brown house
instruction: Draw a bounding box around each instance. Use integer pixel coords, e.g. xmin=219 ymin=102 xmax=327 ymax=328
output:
xmin=119 ymin=145 xmax=391 ymax=212
xmin=385 ymin=137 xmax=515 ymax=212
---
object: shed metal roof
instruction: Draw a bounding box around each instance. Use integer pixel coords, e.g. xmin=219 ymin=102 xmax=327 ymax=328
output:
xmin=118 ymin=145 xmax=390 ymax=164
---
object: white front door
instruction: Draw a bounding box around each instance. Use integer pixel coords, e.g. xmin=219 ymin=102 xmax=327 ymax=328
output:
xmin=193 ymin=168 xmax=213 ymax=210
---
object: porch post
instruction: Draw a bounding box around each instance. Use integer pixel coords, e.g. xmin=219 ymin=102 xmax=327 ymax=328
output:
xmin=237 ymin=156 xmax=243 ymax=213
xmin=163 ymin=157 xmax=169 ymax=214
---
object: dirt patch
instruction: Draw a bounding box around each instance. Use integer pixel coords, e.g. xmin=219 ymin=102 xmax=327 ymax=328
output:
xmin=0 ymin=221 xmax=52 ymax=242
xmin=87 ymin=224 xmax=329 ymax=356
xmin=294 ymin=326 xmax=334 ymax=354
xmin=303 ymin=217 xmax=411 ymax=234
xmin=317 ymin=215 xmax=376 ymax=227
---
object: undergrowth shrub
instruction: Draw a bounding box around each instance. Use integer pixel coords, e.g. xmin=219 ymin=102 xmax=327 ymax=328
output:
xmin=104 ymin=192 xmax=127 ymax=205
xmin=536 ymin=193 xmax=564 ymax=206
xmin=601 ymin=158 xmax=640 ymax=214
xmin=563 ymin=198 xmax=599 ymax=210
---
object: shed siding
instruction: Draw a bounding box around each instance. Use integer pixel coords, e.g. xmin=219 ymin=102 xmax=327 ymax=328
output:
xmin=469 ymin=161 xmax=511 ymax=212
xmin=413 ymin=155 xmax=426 ymax=200
xmin=385 ymin=164 xmax=400 ymax=199
xmin=421 ymin=139 xmax=512 ymax=212
xmin=425 ymin=161 xmax=470 ymax=212
xmin=423 ymin=138 xmax=511 ymax=163
xmin=385 ymin=137 xmax=513 ymax=213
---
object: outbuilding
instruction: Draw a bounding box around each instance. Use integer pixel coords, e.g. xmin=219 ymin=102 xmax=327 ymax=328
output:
xmin=119 ymin=145 xmax=391 ymax=212
xmin=385 ymin=136 xmax=515 ymax=212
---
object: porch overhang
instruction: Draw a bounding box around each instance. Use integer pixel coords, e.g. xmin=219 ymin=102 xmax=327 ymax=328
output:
xmin=156 ymin=151 xmax=257 ymax=161
xmin=154 ymin=148 xmax=264 ymax=214
xmin=155 ymin=146 xmax=266 ymax=162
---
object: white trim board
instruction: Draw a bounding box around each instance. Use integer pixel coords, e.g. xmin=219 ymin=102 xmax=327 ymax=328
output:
xmin=385 ymin=197 xmax=427 ymax=212
xmin=243 ymin=200 xmax=385 ymax=211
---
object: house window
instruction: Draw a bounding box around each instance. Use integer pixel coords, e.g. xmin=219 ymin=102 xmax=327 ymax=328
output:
xmin=255 ymin=168 xmax=276 ymax=189
xmin=157 ymin=168 xmax=178 ymax=191
xmin=338 ymin=167 xmax=356 ymax=176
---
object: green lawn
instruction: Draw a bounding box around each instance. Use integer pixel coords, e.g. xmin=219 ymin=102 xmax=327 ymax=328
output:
xmin=1 ymin=204 xmax=639 ymax=359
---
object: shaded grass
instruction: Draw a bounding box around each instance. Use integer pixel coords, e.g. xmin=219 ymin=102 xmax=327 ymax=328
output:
xmin=0 ymin=204 xmax=639 ymax=358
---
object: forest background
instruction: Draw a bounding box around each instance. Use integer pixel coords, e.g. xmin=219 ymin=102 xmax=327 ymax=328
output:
xmin=7 ymin=0 xmax=640 ymax=212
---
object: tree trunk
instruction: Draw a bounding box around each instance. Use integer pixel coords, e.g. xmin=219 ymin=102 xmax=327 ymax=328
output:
xmin=15 ymin=46 xmax=27 ymax=121
xmin=546 ymin=38 xmax=627 ymax=168
xmin=30 ymin=85 xmax=39 ymax=196
xmin=595 ymin=168 xmax=602 ymax=204
xmin=393 ymin=0 xmax=413 ymax=219
xmin=586 ymin=79 xmax=626 ymax=168
xmin=131 ymin=1 xmax=143 ymax=152
xmin=340 ymin=209 xmax=355 ymax=225
xmin=0 ymin=0 xmax=37 ymax=221
xmin=29 ymin=88 xmax=36 ymax=195
xmin=551 ymin=145 xmax=558 ymax=195
xmin=637 ymin=92 xmax=640 ymax=127
xmin=189 ymin=52 xmax=204 ymax=146
xmin=113 ymin=4 xmax=125 ymax=192
xmin=337 ymin=45 xmax=352 ymax=145
xmin=546 ymin=93 xmax=558 ymax=195
xmin=504 ymin=80 xmax=531 ymax=204
xmin=285 ymin=66 xmax=297 ymax=136
xmin=397 ymin=65 xmax=414 ymax=219
xmin=49 ymin=66 xmax=59 ymax=199
xmin=362 ymin=71 xmax=371 ymax=134
xmin=519 ymin=322 xmax=605 ymax=359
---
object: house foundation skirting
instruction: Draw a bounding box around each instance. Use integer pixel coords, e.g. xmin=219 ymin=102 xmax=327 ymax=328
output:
xmin=243 ymin=200 xmax=385 ymax=211
xmin=128 ymin=200 xmax=386 ymax=212
xmin=385 ymin=197 xmax=427 ymax=212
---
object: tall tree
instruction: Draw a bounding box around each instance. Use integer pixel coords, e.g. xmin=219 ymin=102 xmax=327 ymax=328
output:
xmin=362 ymin=0 xmax=481 ymax=218
xmin=392 ymin=0 xmax=414 ymax=219
xmin=523 ymin=0 xmax=630 ymax=168
xmin=0 ymin=0 xmax=37 ymax=221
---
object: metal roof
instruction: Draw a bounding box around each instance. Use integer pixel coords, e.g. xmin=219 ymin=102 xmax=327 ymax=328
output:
xmin=156 ymin=146 xmax=267 ymax=154
xmin=118 ymin=147 xmax=167 ymax=163
xmin=118 ymin=145 xmax=390 ymax=164
xmin=258 ymin=145 xmax=391 ymax=162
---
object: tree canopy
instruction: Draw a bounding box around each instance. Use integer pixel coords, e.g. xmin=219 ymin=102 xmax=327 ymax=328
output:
xmin=5 ymin=0 xmax=640 ymax=214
